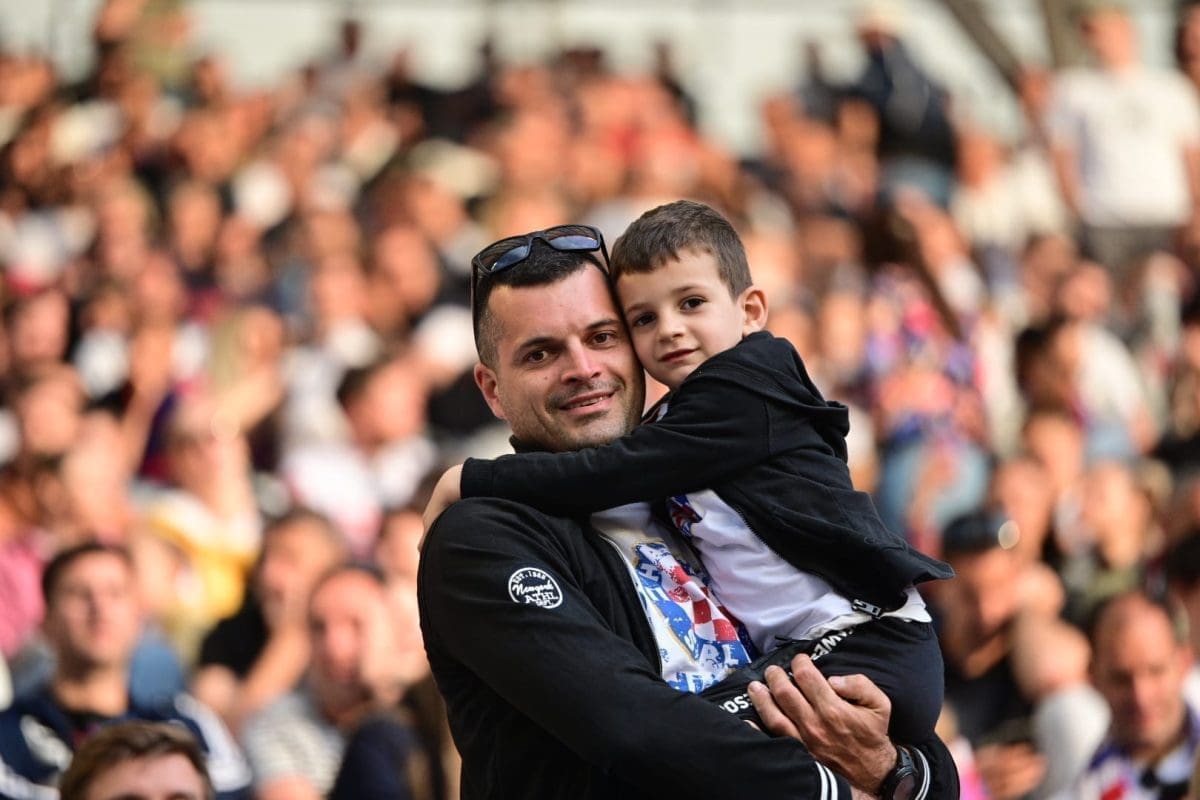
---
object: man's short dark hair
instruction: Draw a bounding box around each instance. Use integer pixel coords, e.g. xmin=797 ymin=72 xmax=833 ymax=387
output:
xmin=41 ymin=542 xmax=134 ymax=607
xmin=939 ymin=509 xmax=1014 ymax=561
xmin=473 ymin=241 xmax=608 ymax=367
xmin=58 ymin=720 xmax=214 ymax=800
xmin=1087 ymin=588 xmax=1189 ymax=650
xmin=609 ymin=200 xmax=752 ymax=297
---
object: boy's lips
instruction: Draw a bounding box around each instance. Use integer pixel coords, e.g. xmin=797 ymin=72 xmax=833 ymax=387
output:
xmin=660 ymin=348 xmax=695 ymax=363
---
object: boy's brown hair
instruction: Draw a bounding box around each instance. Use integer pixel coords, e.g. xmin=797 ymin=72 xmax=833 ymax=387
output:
xmin=610 ymin=200 xmax=752 ymax=297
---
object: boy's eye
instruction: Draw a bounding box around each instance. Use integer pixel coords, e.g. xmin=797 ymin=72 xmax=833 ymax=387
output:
xmin=631 ymin=313 xmax=655 ymax=328
xmin=681 ymin=297 xmax=705 ymax=310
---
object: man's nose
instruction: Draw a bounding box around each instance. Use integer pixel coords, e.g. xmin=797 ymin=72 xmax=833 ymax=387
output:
xmin=562 ymin=341 xmax=601 ymax=382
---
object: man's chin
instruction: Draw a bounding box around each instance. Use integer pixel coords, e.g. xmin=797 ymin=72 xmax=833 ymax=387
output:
xmin=557 ymin=416 xmax=630 ymax=451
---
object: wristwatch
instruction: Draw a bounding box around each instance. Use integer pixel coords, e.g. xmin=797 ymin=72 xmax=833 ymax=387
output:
xmin=879 ymin=746 xmax=919 ymax=800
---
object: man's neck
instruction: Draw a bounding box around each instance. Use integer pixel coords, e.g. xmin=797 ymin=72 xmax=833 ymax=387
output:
xmin=51 ymin=664 xmax=130 ymax=717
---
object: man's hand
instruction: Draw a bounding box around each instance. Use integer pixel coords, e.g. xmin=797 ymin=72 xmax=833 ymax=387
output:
xmin=747 ymin=654 xmax=897 ymax=795
xmin=423 ymin=464 xmax=464 ymax=533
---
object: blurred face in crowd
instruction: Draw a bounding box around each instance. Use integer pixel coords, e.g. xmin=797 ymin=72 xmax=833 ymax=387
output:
xmin=990 ymin=457 xmax=1054 ymax=563
xmin=943 ymin=546 xmax=1021 ymax=646
xmin=16 ymin=367 xmax=84 ymax=458
xmin=370 ymin=225 xmax=440 ymax=321
xmin=9 ymin=289 xmax=70 ymax=374
xmin=256 ymin=517 xmax=345 ymax=627
xmin=44 ymin=552 xmax=141 ymax=672
xmin=475 ymin=265 xmax=644 ymax=453
xmin=1022 ymin=412 xmax=1085 ymax=498
xmin=80 ymin=753 xmax=209 ymax=800
xmin=375 ymin=509 xmax=423 ymax=585
xmin=308 ymin=569 xmax=388 ymax=711
xmin=1080 ymin=8 xmax=1138 ymax=69
xmin=344 ymin=359 xmax=428 ymax=446
xmin=166 ymin=399 xmax=248 ymax=496
xmin=1080 ymin=462 xmax=1150 ymax=563
xmin=1091 ymin=596 xmax=1192 ymax=761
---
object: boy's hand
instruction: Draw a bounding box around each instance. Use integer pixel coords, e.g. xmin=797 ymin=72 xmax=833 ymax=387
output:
xmin=423 ymin=464 xmax=464 ymax=533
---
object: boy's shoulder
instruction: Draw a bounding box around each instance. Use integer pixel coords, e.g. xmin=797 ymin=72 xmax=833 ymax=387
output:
xmin=693 ymin=331 xmax=800 ymax=380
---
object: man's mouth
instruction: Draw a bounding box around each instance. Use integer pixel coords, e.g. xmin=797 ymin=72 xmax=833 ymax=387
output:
xmin=559 ymin=390 xmax=614 ymax=412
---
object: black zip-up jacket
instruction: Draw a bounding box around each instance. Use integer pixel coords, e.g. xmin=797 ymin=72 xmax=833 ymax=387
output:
xmin=418 ymin=497 xmax=959 ymax=798
xmin=462 ymin=331 xmax=953 ymax=612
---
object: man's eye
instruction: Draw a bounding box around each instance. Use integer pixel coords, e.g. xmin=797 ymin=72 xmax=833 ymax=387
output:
xmin=524 ymin=350 xmax=548 ymax=364
xmin=682 ymin=297 xmax=705 ymax=310
xmin=592 ymin=331 xmax=617 ymax=345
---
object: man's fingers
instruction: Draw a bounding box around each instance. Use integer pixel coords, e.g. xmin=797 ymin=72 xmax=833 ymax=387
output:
xmin=748 ymin=677 xmax=802 ymax=740
xmin=827 ymin=672 xmax=891 ymax=716
xmin=788 ymin=654 xmax=845 ymax=712
xmin=764 ymin=664 xmax=818 ymax=729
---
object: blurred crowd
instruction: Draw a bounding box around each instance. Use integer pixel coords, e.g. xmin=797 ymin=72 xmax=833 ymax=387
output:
xmin=1 ymin=0 xmax=1200 ymax=797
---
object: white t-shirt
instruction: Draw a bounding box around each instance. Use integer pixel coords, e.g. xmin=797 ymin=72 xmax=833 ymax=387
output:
xmin=591 ymin=503 xmax=755 ymax=693
xmin=666 ymin=490 xmax=930 ymax=654
xmin=1046 ymin=65 xmax=1200 ymax=227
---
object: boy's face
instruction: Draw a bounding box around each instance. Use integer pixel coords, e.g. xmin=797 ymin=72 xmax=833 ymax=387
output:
xmin=617 ymin=248 xmax=765 ymax=390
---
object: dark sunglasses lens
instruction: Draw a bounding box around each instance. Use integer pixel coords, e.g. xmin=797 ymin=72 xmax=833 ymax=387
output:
xmin=486 ymin=243 xmax=532 ymax=273
xmin=547 ymin=234 xmax=600 ymax=252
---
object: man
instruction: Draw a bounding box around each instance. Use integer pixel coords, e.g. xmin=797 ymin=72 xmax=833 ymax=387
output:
xmin=1047 ymin=0 xmax=1200 ymax=287
xmin=192 ymin=508 xmax=348 ymax=733
xmin=58 ymin=721 xmax=212 ymax=800
xmin=240 ymin=564 xmax=431 ymax=800
xmin=1068 ymin=590 xmax=1198 ymax=799
xmin=419 ymin=227 xmax=957 ymax=798
xmin=0 ymin=543 xmax=251 ymax=799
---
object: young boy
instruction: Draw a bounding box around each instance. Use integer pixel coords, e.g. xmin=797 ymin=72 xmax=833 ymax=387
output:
xmin=432 ymin=200 xmax=953 ymax=746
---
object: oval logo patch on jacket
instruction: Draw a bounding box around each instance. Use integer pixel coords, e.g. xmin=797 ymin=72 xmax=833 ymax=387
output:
xmin=508 ymin=567 xmax=563 ymax=609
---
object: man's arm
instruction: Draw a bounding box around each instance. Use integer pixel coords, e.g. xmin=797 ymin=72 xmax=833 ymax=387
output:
xmin=420 ymin=499 xmax=853 ymax=797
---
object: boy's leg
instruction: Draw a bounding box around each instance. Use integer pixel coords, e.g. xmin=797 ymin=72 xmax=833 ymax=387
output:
xmin=700 ymin=619 xmax=943 ymax=743
xmin=811 ymin=618 xmax=943 ymax=744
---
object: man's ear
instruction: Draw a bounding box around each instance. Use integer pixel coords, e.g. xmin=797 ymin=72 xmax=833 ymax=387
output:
xmin=740 ymin=286 xmax=769 ymax=335
xmin=473 ymin=362 xmax=507 ymax=421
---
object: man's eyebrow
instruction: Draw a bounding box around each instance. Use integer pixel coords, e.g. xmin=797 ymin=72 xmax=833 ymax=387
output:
xmin=514 ymin=335 xmax=558 ymax=354
xmin=586 ymin=317 xmax=622 ymax=331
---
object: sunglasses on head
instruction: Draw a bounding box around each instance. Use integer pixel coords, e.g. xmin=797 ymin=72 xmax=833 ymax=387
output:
xmin=471 ymin=224 xmax=610 ymax=277
xmin=470 ymin=224 xmax=610 ymax=340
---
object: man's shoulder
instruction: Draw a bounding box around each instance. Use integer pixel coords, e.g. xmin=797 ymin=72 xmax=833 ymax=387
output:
xmin=427 ymin=497 xmax=585 ymax=548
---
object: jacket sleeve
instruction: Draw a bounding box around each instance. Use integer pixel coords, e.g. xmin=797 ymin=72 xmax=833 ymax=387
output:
xmin=418 ymin=499 xmax=850 ymax=798
xmin=461 ymin=371 xmax=778 ymax=515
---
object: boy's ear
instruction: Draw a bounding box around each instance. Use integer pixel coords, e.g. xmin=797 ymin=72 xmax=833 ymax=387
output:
xmin=739 ymin=286 xmax=768 ymax=335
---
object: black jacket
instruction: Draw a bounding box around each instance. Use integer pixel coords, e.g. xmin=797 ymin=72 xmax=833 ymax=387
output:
xmin=418 ymin=497 xmax=958 ymax=798
xmin=462 ymin=331 xmax=953 ymax=611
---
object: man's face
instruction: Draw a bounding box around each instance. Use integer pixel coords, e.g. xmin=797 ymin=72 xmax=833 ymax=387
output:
xmin=84 ymin=753 xmax=208 ymax=800
xmin=474 ymin=266 xmax=645 ymax=452
xmin=308 ymin=571 xmax=387 ymax=704
xmin=945 ymin=548 xmax=1020 ymax=643
xmin=1091 ymin=605 xmax=1191 ymax=759
xmin=256 ymin=521 xmax=343 ymax=626
xmin=45 ymin=553 xmax=141 ymax=670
